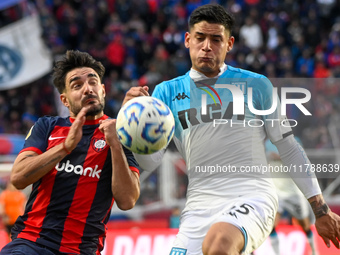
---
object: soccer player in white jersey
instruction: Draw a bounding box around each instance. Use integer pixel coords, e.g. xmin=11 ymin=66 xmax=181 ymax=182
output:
xmin=123 ymin=4 xmax=340 ymax=255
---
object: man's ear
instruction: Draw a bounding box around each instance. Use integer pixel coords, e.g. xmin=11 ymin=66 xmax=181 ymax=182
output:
xmin=184 ymin=32 xmax=190 ymax=48
xmin=60 ymin=94 xmax=69 ymax=108
xmin=227 ymin=36 xmax=235 ymax=52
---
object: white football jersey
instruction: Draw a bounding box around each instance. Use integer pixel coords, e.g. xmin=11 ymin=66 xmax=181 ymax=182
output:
xmin=152 ymin=64 xmax=292 ymax=211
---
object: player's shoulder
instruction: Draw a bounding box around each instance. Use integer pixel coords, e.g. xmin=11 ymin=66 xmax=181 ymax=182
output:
xmin=34 ymin=115 xmax=70 ymax=129
xmin=25 ymin=116 xmax=70 ymax=143
xmin=153 ymin=72 xmax=190 ymax=102
xmin=157 ymin=71 xmax=190 ymax=89
xmin=224 ymin=65 xmax=273 ymax=89
xmin=37 ymin=115 xmax=69 ymax=124
xmin=224 ymin=65 xmax=267 ymax=79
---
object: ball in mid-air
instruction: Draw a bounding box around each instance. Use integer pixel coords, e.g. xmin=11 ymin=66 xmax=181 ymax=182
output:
xmin=116 ymin=96 xmax=175 ymax=154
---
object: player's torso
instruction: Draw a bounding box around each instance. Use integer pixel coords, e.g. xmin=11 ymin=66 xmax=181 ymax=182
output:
xmin=166 ymin=72 xmax=269 ymax=170
xmin=29 ymin=116 xmax=113 ymax=211
xmin=14 ymin=116 xmax=113 ymax=254
xmin=156 ymin=70 xmax=278 ymax=209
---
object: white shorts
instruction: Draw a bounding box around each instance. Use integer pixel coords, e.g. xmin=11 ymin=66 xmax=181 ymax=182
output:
xmin=169 ymin=194 xmax=277 ymax=255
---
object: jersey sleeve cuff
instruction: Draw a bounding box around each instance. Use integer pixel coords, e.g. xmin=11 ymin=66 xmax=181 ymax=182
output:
xmin=20 ymin=147 xmax=43 ymax=155
xmin=129 ymin=166 xmax=140 ymax=176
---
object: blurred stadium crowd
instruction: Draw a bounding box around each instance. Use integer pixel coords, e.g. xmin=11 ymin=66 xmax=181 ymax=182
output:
xmin=1 ymin=0 xmax=340 ymax=150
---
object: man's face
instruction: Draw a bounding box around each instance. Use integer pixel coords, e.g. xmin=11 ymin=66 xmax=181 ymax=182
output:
xmin=185 ymin=21 xmax=234 ymax=77
xmin=61 ymin=67 xmax=105 ymax=118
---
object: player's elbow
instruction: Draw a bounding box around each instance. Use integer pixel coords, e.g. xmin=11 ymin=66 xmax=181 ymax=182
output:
xmin=10 ymin=174 xmax=28 ymax=190
xmin=113 ymin=174 xmax=140 ymax=210
xmin=117 ymin=203 xmax=134 ymax=211
xmin=116 ymin=189 xmax=140 ymax=211
xmin=116 ymin=198 xmax=138 ymax=211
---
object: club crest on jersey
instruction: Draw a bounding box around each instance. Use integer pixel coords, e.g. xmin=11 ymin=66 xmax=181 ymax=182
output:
xmin=231 ymin=81 xmax=247 ymax=95
xmin=92 ymin=137 xmax=107 ymax=152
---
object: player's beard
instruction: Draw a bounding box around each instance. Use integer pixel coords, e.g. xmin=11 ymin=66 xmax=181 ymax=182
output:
xmin=85 ymin=102 xmax=104 ymax=116
xmin=70 ymin=96 xmax=105 ymax=117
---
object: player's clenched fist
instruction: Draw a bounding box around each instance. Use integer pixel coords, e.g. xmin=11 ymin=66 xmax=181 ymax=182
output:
xmin=99 ymin=119 xmax=119 ymax=147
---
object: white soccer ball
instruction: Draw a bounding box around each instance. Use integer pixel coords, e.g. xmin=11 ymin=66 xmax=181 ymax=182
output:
xmin=116 ymin=96 xmax=175 ymax=154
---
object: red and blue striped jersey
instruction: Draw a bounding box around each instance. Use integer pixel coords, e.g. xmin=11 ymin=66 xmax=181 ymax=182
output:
xmin=12 ymin=115 xmax=140 ymax=254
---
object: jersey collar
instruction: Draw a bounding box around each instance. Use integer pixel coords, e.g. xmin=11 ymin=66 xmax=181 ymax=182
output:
xmin=69 ymin=114 xmax=109 ymax=125
xmin=189 ymin=63 xmax=228 ymax=81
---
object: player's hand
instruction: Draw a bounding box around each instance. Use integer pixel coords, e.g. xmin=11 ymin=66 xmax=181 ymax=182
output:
xmin=98 ymin=118 xmax=118 ymax=147
xmin=122 ymin=86 xmax=149 ymax=105
xmin=315 ymin=211 xmax=340 ymax=249
xmin=64 ymin=106 xmax=90 ymax=152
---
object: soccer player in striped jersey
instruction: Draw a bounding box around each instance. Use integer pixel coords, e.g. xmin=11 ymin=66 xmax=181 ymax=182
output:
xmin=125 ymin=4 xmax=340 ymax=255
xmin=0 ymin=50 xmax=140 ymax=255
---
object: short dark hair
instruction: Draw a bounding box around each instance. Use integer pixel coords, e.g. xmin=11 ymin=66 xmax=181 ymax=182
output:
xmin=188 ymin=4 xmax=234 ymax=35
xmin=52 ymin=50 xmax=105 ymax=93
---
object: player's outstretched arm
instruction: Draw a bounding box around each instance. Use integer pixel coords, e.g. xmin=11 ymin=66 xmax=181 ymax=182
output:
xmin=99 ymin=118 xmax=140 ymax=210
xmin=274 ymin=135 xmax=340 ymax=248
xmin=10 ymin=106 xmax=89 ymax=189
xmin=308 ymin=194 xmax=340 ymax=249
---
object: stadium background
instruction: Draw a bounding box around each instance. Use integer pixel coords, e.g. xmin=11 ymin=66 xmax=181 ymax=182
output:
xmin=0 ymin=0 xmax=340 ymax=254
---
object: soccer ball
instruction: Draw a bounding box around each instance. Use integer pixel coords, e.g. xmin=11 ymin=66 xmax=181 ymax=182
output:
xmin=116 ymin=96 xmax=175 ymax=154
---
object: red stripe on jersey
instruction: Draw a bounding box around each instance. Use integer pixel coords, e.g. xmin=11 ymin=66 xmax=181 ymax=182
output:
xmin=17 ymin=166 xmax=58 ymax=241
xmin=59 ymin=129 xmax=108 ymax=254
xmin=46 ymin=126 xmax=70 ymax=150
